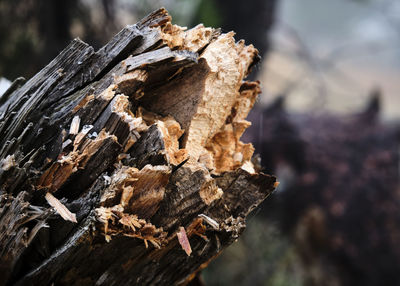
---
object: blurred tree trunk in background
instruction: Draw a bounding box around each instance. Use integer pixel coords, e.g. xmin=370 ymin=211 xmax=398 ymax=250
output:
xmin=215 ymin=0 xmax=277 ymax=61
xmin=0 ymin=0 xmax=76 ymax=79
xmin=0 ymin=0 xmax=118 ymax=81
xmin=36 ymin=0 xmax=78 ymax=73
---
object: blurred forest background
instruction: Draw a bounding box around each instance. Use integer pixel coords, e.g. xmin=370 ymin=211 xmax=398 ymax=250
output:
xmin=1 ymin=0 xmax=399 ymax=285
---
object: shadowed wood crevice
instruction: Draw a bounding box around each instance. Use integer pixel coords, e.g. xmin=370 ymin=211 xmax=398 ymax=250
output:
xmin=0 ymin=8 xmax=276 ymax=286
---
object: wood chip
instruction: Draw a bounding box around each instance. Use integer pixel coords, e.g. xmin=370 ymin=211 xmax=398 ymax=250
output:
xmin=177 ymin=226 xmax=192 ymax=256
xmin=69 ymin=115 xmax=81 ymax=135
xmin=45 ymin=192 xmax=77 ymax=223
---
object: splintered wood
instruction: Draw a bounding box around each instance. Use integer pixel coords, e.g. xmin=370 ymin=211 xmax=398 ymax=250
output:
xmin=177 ymin=227 xmax=192 ymax=256
xmin=0 ymin=8 xmax=277 ymax=286
xmin=45 ymin=192 xmax=77 ymax=223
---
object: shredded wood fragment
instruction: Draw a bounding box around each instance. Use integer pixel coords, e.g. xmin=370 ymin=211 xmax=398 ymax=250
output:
xmin=119 ymin=213 xmax=142 ymax=231
xmin=177 ymin=226 xmax=192 ymax=256
xmin=27 ymin=220 xmax=50 ymax=244
xmin=241 ymin=160 xmax=256 ymax=174
xmin=0 ymin=154 xmax=15 ymax=171
xmin=221 ymin=216 xmax=246 ymax=238
xmin=95 ymin=205 xmax=166 ymax=247
xmin=45 ymin=192 xmax=77 ymax=223
xmin=198 ymin=214 xmax=219 ymax=230
xmin=199 ymin=180 xmax=223 ymax=205
xmin=72 ymin=94 xmax=94 ymax=113
xmin=204 ymin=81 xmax=260 ymax=173
xmin=62 ymin=139 xmax=72 ymax=149
xmin=156 ymin=119 xmax=188 ymax=165
xmin=37 ymin=129 xmax=118 ymax=192
xmin=69 ymin=115 xmax=81 ymax=135
xmin=99 ymin=165 xmax=170 ymax=218
xmin=186 ymin=218 xmax=209 ymax=241
xmin=74 ymin=124 xmax=94 ymax=145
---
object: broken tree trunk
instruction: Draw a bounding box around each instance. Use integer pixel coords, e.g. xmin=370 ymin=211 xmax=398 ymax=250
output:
xmin=0 ymin=8 xmax=276 ymax=286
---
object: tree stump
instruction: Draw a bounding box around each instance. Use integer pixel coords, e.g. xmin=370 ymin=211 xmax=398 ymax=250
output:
xmin=0 ymin=8 xmax=276 ymax=286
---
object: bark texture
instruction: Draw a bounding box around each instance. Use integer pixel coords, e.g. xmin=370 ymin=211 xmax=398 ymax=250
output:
xmin=0 ymin=8 xmax=276 ymax=286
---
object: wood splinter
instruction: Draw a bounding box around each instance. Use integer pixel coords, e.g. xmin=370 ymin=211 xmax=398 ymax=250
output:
xmin=45 ymin=192 xmax=77 ymax=223
xmin=177 ymin=226 xmax=192 ymax=256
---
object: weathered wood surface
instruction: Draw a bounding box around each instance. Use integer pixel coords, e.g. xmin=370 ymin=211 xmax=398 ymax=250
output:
xmin=0 ymin=8 xmax=276 ymax=286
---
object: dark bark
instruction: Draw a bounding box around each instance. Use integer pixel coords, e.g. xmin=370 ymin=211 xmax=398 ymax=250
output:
xmin=0 ymin=8 xmax=276 ymax=286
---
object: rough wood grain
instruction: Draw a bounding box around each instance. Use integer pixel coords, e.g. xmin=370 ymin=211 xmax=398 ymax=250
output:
xmin=0 ymin=8 xmax=276 ymax=286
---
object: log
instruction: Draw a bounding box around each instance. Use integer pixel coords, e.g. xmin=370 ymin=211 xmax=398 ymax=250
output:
xmin=0 ymin=8 xmax=276 ymax=286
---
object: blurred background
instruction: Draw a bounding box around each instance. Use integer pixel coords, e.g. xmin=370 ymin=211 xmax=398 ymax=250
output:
xmin=1 ymin=0 xmax=399 ymax=285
